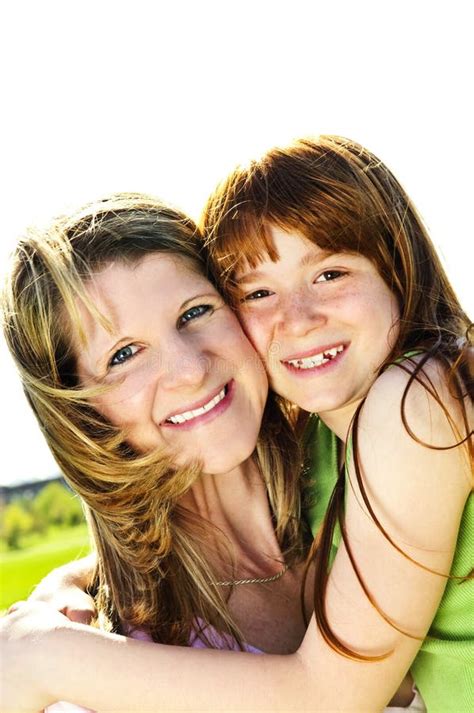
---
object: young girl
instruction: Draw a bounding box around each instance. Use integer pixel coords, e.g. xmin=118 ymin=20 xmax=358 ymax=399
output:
xmin=2 ymin=139 xmax=472 ymax=712
xmin=200 ymin=135 xmax=473 ymax=710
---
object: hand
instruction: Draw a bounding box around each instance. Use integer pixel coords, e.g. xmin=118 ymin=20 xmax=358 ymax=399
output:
xmin=0 ymin=600 xmax=71 ymax=712
xmin=28 ymin=555 xmax=97 ymax=625
xmin=28 ymin=581 xmax=96 ymax=625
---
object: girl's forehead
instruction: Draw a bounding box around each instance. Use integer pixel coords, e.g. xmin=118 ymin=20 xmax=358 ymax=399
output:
xmin=234 ymin=227 xmax=333 ymax=280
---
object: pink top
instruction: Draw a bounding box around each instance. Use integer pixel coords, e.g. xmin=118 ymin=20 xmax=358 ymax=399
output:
xmin=189 ymin=618 xmax=263 ymax=654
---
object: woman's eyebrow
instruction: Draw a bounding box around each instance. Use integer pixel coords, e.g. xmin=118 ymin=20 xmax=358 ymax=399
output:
xmin=178 ymin=292 xmax=217 ymax=310
xmin=89 ymin=291 xmax=218 ymax=370
xmin=100 ymin=338 xmax=133 ymax=367
xmin=80 ymin=337 xmax=130 ymax=377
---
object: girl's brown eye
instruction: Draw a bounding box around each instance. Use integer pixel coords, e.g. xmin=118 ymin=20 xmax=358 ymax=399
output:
xmin=242 ymin=289 xmax=273 ymax=302
xmin=315 ymin=270 xmax=345 ymax=283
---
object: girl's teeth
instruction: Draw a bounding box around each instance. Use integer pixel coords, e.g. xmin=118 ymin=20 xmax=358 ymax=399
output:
xmin=167 ymin=387 xmax=226 ymax=424
xmin=286 ymin=345 xmax=343 ymax=369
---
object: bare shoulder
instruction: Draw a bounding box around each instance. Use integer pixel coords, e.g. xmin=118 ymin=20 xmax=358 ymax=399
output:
xmin=296 ymin=356 xmax=473 ymax=711
xmin=350 ymin=355 xmax=472 ymax=550
xmin=362 ymin=354 xmax=472 ymax=458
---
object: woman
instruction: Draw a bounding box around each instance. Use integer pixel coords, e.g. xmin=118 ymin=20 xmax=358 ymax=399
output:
xmin=2 ymin=193 xmax=326 ymax=712
xmin=2 ymin=137 xmax=471 ymax=711
xmin=1 ymin=194 xmax=309 ymax=655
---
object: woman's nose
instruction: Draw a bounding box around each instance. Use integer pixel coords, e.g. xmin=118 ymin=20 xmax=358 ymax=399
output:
xmin=157 ymin=336 xmax=209 ymax=392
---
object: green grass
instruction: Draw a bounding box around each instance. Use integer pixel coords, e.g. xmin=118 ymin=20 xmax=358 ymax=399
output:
xmin=0 ymin=524 xmax=91 ymax=610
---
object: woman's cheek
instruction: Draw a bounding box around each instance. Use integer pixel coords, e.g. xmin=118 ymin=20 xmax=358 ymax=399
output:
xmin=95 ymin=363 xmax=157 ymax=426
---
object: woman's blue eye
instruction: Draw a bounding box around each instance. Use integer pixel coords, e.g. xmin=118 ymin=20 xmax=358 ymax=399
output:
xmin=243 ymin=289 xmax=273 ymax=302
xmin=179 ymin=304 xmax=212 ymax=326
xmin=110 ymin=344 xmax=138 ymax=367
xmin=315 ymin=270 xmax=345 ymax=283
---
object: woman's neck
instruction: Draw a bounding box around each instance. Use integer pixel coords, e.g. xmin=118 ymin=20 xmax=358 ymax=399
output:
xmin=179 ymin=457 xmax=285 ymax=577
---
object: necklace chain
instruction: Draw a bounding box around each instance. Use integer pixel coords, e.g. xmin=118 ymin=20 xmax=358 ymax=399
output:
xmin=212 ymin=563 xmax=289 ymax=587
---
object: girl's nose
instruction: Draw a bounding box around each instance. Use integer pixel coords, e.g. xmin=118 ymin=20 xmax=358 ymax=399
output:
xmin=278 ymin=291 xmax=326 ymax=337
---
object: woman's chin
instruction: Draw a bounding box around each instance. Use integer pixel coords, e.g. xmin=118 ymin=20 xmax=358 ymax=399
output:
xmin=200 ymin=440 xmax=258 ymax=477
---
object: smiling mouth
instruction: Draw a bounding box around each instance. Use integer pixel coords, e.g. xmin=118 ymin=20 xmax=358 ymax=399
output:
xmin=165 ymin=385 xmax=229 ymax=424
xmin=283 ymin=344 xmax=345 ymax=369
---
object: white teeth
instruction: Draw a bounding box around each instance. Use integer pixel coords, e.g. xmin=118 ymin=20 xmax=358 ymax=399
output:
xmin=167 ymin=387 xmax=226 ymax=424
xmin=286 ymin=345 xmax=344 ymax=369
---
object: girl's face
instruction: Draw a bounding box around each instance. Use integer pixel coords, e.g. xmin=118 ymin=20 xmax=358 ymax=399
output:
xmin=74 ymin=253 xmax=268 ymax=474
xmin=235 ymin=225 xmax=400 ymax=436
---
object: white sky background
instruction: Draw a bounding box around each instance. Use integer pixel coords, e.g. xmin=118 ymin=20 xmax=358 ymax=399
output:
xmin=0 ymin=0 xmax=472 ymax=485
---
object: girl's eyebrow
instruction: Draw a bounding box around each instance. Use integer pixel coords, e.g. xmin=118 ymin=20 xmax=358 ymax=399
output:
xmin=298 ymin=249 xmax=333 ymax=268
xmin=237 ymin=249 xmax=334 ymax=284
xmin=237 ymin=269 xmax=267 ymax=285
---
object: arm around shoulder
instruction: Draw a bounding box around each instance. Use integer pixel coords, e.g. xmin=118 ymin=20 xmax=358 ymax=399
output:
xmin=3 ymin=362 xmax=471 ymax=712
xmin=29 ymin=552 xmax=97 ymax=624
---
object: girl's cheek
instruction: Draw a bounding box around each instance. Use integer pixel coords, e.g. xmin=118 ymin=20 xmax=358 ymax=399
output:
xmin=237 ymin=308 xmax=273 ymax=353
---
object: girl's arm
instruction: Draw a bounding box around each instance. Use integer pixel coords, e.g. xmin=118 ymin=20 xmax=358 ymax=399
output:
xmin=2 ymin=361 xmax=470 ymax=712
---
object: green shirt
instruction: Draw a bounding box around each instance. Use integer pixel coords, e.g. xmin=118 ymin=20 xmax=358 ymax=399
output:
xmin=304 ymin=416 xmax=474 ymax=712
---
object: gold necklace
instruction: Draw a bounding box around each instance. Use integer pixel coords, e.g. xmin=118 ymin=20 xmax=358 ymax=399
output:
xmin=212 ymin=563 xmax=289 ymax=587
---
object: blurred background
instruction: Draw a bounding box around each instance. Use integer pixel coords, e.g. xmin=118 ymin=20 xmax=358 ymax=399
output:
xmin=1 ymin=0 xmax=472 ymax=609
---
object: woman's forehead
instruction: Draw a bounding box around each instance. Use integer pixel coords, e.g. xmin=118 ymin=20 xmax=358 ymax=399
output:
xmin=85 ymin=252 xmax=208 ymax=292
xmin=68 ymin=253 xmax=212 ymax=343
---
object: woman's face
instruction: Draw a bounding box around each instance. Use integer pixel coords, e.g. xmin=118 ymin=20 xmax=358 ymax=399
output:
xmin=74 ymin=253 xmax=268 ymax=474
xmin=234 ymin=225 xmax=400 ymax=434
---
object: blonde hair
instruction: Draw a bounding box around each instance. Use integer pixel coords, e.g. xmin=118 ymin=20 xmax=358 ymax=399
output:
xmin=2 ymin=193 xmax=306 ymax=646
xmin=200 ymin=136 xmax=473 ymax=657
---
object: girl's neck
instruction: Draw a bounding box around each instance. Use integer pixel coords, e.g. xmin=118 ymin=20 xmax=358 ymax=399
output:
xmin=318 ymin=397 xmax=364 ymax=442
